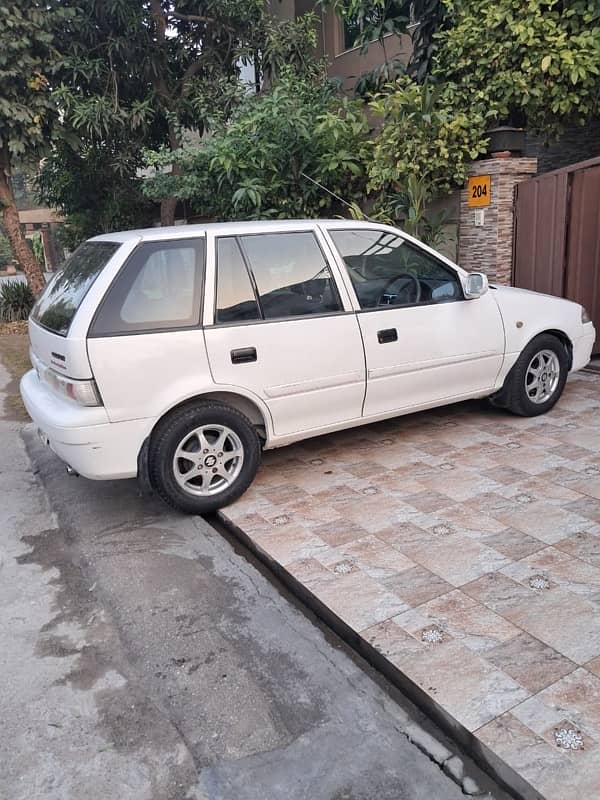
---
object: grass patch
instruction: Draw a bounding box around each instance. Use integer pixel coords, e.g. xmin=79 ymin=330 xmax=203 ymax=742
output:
xmin=0 ymin=333 xmax=30 ymax=421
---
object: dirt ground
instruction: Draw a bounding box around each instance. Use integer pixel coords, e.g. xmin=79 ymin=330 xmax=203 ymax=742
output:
xmin=0 ymin=326 xmax=30 ymax=421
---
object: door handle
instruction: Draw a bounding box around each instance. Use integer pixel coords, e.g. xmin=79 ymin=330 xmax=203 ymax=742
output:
xmin=377 ymin=328 xmax=398 ymax=344
xmin=231 ymin=347 xmax=257 ymax=364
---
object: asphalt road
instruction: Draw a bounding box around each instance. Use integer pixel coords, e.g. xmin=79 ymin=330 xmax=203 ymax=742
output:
xmin=0 ymin=360 xmax=505 ymax=800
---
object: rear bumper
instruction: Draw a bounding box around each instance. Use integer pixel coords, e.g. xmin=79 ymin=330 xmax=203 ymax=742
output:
xmin=572 ymin=326 xmax=596 ymax=372
xmin=20 ymin=369 xmax=150 ymax=480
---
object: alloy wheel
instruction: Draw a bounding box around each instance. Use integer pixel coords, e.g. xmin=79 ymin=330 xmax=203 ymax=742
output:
xmin=525 ymin=349 xmax=560 ymax=404
xmin=173 ymin=424 xmax=244 ymax=496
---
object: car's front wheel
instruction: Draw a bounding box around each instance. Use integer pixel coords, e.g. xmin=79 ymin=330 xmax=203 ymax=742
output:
xmin=149 ymin=401 xmax=261 ymax=514
xmin=491 ymin=333 xmax=569 ymax=416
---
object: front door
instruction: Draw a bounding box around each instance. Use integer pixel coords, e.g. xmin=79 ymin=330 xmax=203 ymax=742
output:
xmin=204 ymin=230 xmax=365 ymax=437
xmin=326 ymin=227 xmax=505 ymax=417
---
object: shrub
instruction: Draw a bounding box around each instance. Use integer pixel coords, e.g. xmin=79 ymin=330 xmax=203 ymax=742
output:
xmin=143 ymin=67 xmax=369 ymax=220
xmin=0 ymin=280 xmax=35 ymax=322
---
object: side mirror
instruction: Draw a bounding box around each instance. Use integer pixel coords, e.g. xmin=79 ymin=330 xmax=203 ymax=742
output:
xmin=464 ymin=272 xmax=488 ymax=299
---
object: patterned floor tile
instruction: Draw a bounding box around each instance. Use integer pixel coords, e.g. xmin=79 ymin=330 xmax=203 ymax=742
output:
xmin=510 ymin=668 xmax=600 ymax=745
xmin=501 ymin=546 xmax=600 ymax=600
xmin=564 ymin=497 xmax=600 ymax=524
xmin=391 ymin=531 xmax=512 ymax=586
xmin=382 ymin=564 xmax=454 ymax=607
xmin=300 ymin=568 xmax=410 ymax=631
xmin=478 ymin=527 xmax=546 ymax=560
xmin=487 ymin=499 xmax=595 ymax=544
xmin=500 ymin=589 xmax=600 ymax=665
xmin=392 ymin=589 xmax=520 ymax=654
xmin=476 ymin=713 xmax=600 ymax=800
xmin=317 ymin=535 xmax=415 ymax=581
xmin=384 ymin=637 xmax=530 ymax=731
xmin=253 ymin=526 xmax=332 ymax=566
xmin=485 ymin=632 xmax=576 ymax=693
xmin=310 ymin=518 xmax=371 ymax=548
xmin=585 ymin=656 xmax=600 ymax=678
xmin=402 ymin=489 xmax=457 ymax=513
xmin=220 ymin=373 xmax=600 ymax=800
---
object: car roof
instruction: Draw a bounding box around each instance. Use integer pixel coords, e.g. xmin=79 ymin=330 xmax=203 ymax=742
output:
xmin=90 ymin=218 xmax=388 ymax=243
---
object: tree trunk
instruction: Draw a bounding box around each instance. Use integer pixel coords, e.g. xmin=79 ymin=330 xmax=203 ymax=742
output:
xmin=160 ymin=195 xmax=178 ymax=227
xmin=0 ymin=147 xmax=46 ymax=297
xmin=150 ymin=2 xmax=180 ymax=228
xmin=159 ymin=123 xmax=183 ymax=227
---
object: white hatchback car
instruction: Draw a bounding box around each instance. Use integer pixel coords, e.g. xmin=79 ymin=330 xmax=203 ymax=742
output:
xmin=21 ymin=220 xmax=595 ymax=513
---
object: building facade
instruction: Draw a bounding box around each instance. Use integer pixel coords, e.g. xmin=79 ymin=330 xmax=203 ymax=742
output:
xmin=269 ymin=1 xmax=411 ymax=91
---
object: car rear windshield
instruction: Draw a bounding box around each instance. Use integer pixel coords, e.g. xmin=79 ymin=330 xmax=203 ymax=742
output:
xmin=31 ymin=241 xmax=121 ymax=336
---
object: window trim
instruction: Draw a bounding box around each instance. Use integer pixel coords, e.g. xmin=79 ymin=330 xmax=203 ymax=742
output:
xmin=88 ymin=238 xmax=206 ymax=338
xmin=211 ymin=230 xmax=347 ymax=326
xmin=326 ymin=227 xmax=466 ymax=313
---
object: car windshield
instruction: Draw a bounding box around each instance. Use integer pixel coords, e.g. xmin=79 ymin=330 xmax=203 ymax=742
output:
xmin=31 ymin=241 xmax=121 ymax=336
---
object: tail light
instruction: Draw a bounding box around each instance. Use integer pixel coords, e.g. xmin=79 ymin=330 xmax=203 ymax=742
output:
xmin=30 ymin=349 xmax=103 ymax=407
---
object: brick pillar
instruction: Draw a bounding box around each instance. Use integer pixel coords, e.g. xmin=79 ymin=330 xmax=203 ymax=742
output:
xmin=458 ymin=157 xmax=537 ymax=284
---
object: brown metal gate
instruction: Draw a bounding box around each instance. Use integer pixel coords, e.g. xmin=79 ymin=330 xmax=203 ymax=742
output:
xmin=513 ymin=156 xmax=600 ymax=354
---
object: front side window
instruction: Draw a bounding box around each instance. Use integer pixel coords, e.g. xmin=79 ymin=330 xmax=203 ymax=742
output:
xmin=239 ymin=232 xmax=342 ymax=320
xmin=330 ymin=229 xmax=463 ymax=310
xmin=32 ymin=241 xmax=121 ymax=336
xmin=90 ymin=239 xmax=204 ymax=336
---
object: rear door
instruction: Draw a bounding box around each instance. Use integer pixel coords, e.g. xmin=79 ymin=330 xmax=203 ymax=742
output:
xmin=203 ymin=229 xmax=365 ymax=437
xmin=326 ymin=227 xmax=505 ymax=416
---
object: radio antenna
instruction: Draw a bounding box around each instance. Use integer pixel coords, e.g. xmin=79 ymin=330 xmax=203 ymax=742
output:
xmin=300 ymin=171 xmax=376 ymax=222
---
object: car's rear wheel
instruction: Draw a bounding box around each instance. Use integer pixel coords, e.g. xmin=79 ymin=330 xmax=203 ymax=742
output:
xmin=149 ymin=401 xmax=261 ymax=514
xmin=491 ymin=333 xmax=568 ymax=416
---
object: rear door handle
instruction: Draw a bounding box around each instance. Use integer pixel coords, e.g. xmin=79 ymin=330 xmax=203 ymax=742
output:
xmin=377 ymin=328 xmax=398 ymax=344
xmin=231 ymin=347 xmax=257 ymax=364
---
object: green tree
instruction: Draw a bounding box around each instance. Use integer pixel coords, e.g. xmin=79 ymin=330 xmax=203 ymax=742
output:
xmin=143 ymin=68 xmax=369 ymax=220
xmin=54 ymin=1 xmax=313 ymax=227
xmin=433 ymin=0 xmax=600 ymax=137
xmin=37 ymin=140 xmax=156 ymax=249
xmin=367 ymin=77 xmax=487 ymax=238
xmin=0 ymin=1 xmax=73 ymax=294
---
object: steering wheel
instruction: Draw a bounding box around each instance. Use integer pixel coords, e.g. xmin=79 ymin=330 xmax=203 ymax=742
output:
xmin=378 ymin=273 xmax=421 ymax=306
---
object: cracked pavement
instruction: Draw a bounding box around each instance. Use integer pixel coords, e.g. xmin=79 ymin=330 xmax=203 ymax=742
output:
xmin=0 ymin=359 xmax=507 ymax=800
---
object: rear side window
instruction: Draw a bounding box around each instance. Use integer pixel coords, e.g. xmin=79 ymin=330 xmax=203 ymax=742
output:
xmin=241 ymin=232 xmax=342 ymax=320
xmin=234 ymin=232 xmax=344 ymax=321
xmin=215 ymin=238 xmax=261 ymax=323
xmin=32 ymin=241 xmax=121 ymax=336
xmin=90 ymin=239 xmax=205 ymax=336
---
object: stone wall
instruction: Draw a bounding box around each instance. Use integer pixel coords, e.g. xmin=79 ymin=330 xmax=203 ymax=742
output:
xmin=457 ymin=157 xmax=537 ymax=284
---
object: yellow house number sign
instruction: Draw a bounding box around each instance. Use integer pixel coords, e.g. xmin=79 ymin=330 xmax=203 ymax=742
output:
xmin=467 ymin=175 xmax=491 ymax=207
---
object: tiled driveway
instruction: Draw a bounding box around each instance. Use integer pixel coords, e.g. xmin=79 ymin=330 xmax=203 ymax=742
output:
xmin=220 ymin=372 xmax=600 ymax=800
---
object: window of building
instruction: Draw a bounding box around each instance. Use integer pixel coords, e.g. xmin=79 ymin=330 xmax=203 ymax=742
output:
xmin=341 ymin=4 xmax=399 ymax=51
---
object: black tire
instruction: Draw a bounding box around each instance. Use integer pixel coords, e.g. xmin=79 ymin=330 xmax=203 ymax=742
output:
xmin=149 ymin=401 xmax=261 ymax=514
xmin=490 ymin=333 xmax=569 ymax=417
